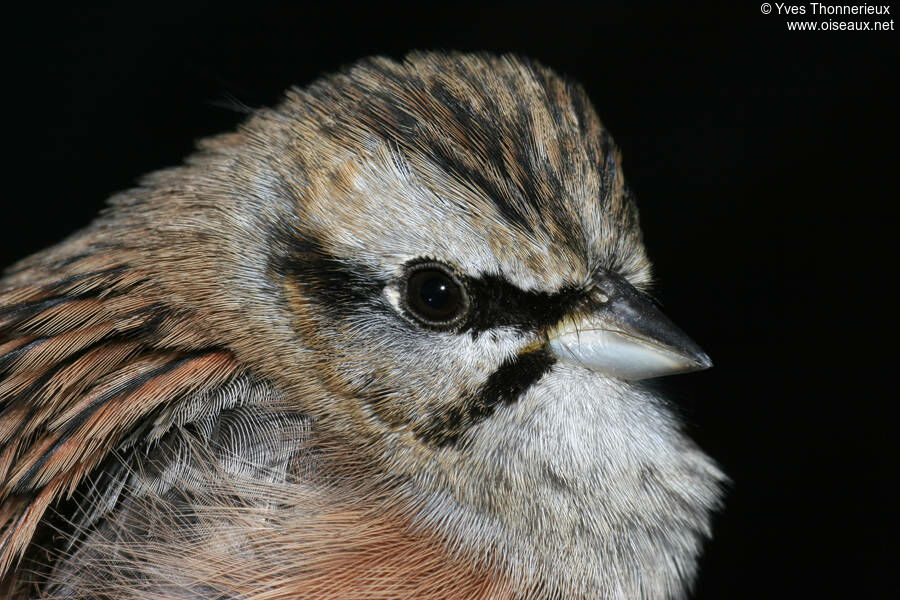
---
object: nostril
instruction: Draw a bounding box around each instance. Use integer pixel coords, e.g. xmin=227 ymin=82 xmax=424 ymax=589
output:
xmin=588 ymin=279 xmax=614 ymax=304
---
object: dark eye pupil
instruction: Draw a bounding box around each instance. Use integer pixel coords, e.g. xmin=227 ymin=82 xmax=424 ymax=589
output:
xmin=404 ymin=265 xmax=468 ymax=327
xmin=419 ymin=276 xmax=451 ymax=310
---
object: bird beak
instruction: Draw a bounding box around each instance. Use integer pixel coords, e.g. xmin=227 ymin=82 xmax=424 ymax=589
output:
xmin=547 ymin=274 xmax=712 ymax=381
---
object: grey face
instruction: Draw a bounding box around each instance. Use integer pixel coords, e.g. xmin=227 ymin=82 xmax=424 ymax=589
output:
xmin=270 ymin=54 xmax=707 ymax=450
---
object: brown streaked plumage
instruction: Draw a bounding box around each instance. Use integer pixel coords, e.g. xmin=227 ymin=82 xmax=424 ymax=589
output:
xmin=1 ymin=52 xmax=725 ymax=599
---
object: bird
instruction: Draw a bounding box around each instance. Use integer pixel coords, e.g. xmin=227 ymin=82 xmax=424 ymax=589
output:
xmin=0 ymin=52 xmax=725 ymax=599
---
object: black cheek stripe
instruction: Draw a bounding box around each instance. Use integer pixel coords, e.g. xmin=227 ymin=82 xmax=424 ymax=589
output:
xmin=415 ymin=346 xmax=556 ymax=447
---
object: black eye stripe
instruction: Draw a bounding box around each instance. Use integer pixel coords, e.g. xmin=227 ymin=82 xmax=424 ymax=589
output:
xmin=460 ymin=273 xmax=583 ymax=336
xmin=399 ymin=259 xmax=584 ymax=336
xmin=271 ymin=227 xmax=389 ymax=322
xmin=271 ymin=224 xmax=585 ymax=335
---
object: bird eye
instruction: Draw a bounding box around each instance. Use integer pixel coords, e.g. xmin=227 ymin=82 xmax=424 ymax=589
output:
xmin=401 ymin=262 xmax=469 ymax=328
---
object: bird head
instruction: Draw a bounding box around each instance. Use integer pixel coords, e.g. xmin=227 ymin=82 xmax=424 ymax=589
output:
xmin=0 ymin=53 xmax=725 ymax=599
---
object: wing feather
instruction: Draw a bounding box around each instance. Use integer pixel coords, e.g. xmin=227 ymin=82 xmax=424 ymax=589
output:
xmin=0 ymin=256 xmax=243 ymax=578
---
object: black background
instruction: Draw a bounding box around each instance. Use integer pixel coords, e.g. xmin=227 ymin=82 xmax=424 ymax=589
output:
xmin=4 ymin=2 xmax=896 ymax=598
